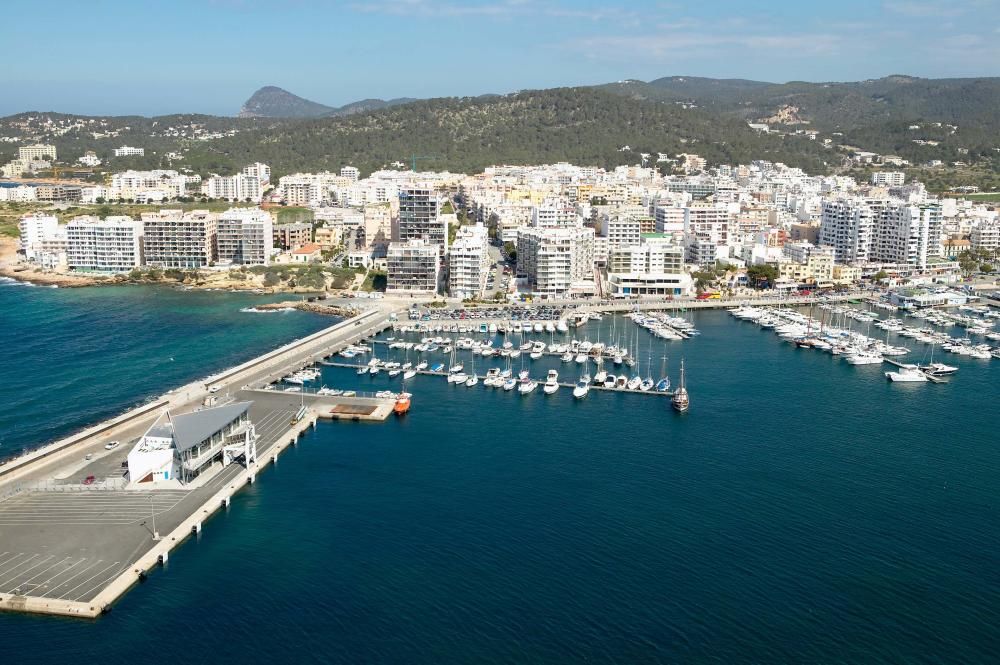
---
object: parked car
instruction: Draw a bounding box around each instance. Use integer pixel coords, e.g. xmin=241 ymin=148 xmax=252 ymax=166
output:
xmin=83 ymin=475 xmax=96 ymax=485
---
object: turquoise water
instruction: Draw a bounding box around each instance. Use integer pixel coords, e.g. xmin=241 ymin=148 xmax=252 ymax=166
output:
xmin=0 ymin=281 xmax=331 ymax=456
xmin=2 ymin=283 xmax=1000 ymax=663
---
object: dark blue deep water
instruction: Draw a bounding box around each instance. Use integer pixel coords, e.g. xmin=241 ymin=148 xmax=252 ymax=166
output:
xmin=1 ymin=280 xmax=999 ymax=663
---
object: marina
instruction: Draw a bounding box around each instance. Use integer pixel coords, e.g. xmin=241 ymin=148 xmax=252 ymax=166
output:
xmin=1 ymin=284 xmax=999 ymax=662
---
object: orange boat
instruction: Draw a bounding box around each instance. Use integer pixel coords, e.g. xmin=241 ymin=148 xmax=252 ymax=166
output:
xmin=393 ymin=392 xmax=411 ymax=415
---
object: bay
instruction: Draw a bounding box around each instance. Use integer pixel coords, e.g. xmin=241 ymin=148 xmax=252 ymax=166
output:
xmin=1 ymin=283 xmax=998 ymax=663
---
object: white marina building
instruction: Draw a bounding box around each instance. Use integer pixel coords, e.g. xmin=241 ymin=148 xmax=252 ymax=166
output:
xmin=127 ymin=402 xmax=256 ymax=485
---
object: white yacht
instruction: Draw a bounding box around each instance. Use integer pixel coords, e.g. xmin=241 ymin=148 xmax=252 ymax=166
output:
xmin=465 ymin=373 xmax=479 ymax=387
xmin=844 ymin=351 xmax=884 ymax=365
xmin=543 ymin=370 xmax=560 ymax=394
xmin=573 ymin=375 xmax=591 ymax=399
xmin=502 ymin=378 xmax=517 ymax=391
xmin=885 ymin=365 xmax=928 ymax=382
xmin=518 ymin=377 xmax=538 ymax=394
xmin=593 ymin=369 xmax=608 ymax=384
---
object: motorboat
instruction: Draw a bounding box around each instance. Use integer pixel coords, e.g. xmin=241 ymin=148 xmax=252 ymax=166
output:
xmin=518 ymin=377 xmax=538 ymax=394
xmin=885 ymin=365 xmax=928 ymax=382
xmin=626 ymin=376 xmax=642 ymax=391
xmin=465 ymin=374 xmax=479 ymax=387
xmin=561 ymin=352 xmax=573 ymax=362
xmin=502 ymin=378 xmax=517 ymax=391
xmin=573 ymin=376 xmax=591 ymax=399
xmin=919 ymin=362 xmax=958 ymax=375
xmin=603 ymin=374 xmax=617 ymax=389
xmin=543 ymin=370 xmax=559 ymax=394
xmin=593 ymin=369 xmax=608 ymax=384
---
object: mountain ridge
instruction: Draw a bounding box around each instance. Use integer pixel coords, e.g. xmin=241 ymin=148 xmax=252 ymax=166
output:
xmin=239 ymin=86 xmax=417 ymax=119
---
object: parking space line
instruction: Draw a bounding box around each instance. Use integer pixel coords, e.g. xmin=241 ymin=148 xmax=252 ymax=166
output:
xmin=16 ymin=556 xmax=74 ymax=589
xmin=0 ymin=555 xmax=54 ymax=589
xmin=40 ymin=559 xmax=101 ymax=598
xmin=58 ymin=560 xmax=117 ymax=601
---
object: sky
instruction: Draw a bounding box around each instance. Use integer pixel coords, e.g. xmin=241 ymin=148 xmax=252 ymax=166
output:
xmin=2 ymin=0 xmax=999 ymax=117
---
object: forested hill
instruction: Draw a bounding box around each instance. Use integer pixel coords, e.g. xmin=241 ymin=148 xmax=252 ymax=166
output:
xmin=4 ymin=78 xmax=1000 ymax=180
xmin=210 ymin=87 xmax=833 ymax=176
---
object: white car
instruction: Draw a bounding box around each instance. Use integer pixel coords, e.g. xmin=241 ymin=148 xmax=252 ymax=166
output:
xmin=208 ymin=386 xmax=222 ymax=393
xmin=104 ymin=441 xmax=120 ymax=451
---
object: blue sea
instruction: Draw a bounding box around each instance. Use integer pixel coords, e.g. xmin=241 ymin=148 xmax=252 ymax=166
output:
xmin=1 ymin=280 xmax=999 ymax=663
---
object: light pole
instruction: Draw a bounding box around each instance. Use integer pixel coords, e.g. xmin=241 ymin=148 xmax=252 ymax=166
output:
xmin=150 ymin=494 xmax=159 ymax=541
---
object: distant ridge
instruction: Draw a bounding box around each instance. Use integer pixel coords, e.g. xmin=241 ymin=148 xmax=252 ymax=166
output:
xmin=239 ymin=86 xmax=417 ymax=119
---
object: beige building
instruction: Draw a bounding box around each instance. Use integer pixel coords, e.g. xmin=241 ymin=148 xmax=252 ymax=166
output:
xmin=141 ymin=209 xmax=217 ymax=269
xmin=387 ymin=239 xmax=440 ymax=295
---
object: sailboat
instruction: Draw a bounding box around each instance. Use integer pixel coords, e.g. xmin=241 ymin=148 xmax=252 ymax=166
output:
xmin=671 ymin=359 xmax=690 ymax=412
xmin=465 ymin=353 xmax=478 ymax=386
xmin=655 ymin=355 xmax=671 ymax=392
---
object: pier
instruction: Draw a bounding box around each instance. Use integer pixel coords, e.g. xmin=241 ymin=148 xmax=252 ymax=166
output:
xmin=0 ymin=305 xmax=400 ymax=618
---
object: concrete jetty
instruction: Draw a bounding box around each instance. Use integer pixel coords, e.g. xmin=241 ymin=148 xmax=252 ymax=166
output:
xmin=0 ymin=306 xmax=400 ymax=619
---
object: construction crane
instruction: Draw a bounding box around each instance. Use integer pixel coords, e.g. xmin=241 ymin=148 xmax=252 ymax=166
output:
xmin=410 ymin=154 xmax=439 ymax=172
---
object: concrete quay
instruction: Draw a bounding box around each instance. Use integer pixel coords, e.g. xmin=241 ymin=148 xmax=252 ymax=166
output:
xmin=0 ymin=306 xmax=401 ymax=619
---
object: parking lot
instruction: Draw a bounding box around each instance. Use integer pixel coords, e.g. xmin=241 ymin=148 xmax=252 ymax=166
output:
xmin=0 ymin=397 xmax=299 ymax=603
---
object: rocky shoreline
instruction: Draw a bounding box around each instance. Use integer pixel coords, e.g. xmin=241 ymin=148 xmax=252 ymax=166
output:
xmin=0 ymin=262 xmax=351 ymax=296
xmin=253 ymin=300 xmax=361 ymax=317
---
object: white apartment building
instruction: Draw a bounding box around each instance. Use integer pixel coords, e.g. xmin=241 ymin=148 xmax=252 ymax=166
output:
xmin=111 ymin=170 xmax=191 ymax=200
xmin=448 ymin=224 xmax=490 ymax=299
xmin=18 ymin=214 xmax=60 ymax=261
xmin=66 ymin=216 xmax=143 ymax=273
xmin=204 ymin=174 xmax=263 ymax=203
xmin=607 ymin=239 xmax=692 ymax=297
xmin=654 ymin=205 xmax=685 ymax=234
xmin=18 ymin=144 xmax=57 ymax=161
xmin=78 ymin=151 xmax=101 ymax=167
xmin=340 ymin=166 xmax=360 ymax=182
xmin=821 ymin=199 xmax=941 ymax=268
xmin=279 ymin=176 xmax=324 ymax=206
xmin=216 ymin=208 xmax=274 ymax=266
xmin=386 ymin=239 xmax=441 ymax=295
xmin=601 ymin=215 xmax=642 ymax=249
xmin=971 ymin=220 xmax=999 ymax=254
xmin=871 ymin=203 xmax=942 ymax=269
xmin=0 ymin=184 xmax=37 ymax=202
xmin=397 ymin=185 xmax=446 ymax=253
xmin=683 ymin=203 xmax=732 ymax=264
xmin=516 ymin=226 xmax=595 ymax=297
xmin=531 ymin=201 xmax=579 ymax=228
xmin=871 ymin=171 xmax=905 ymax=187
xmin=142 ymin=210 xmax=217 ymax=268
xmin=242 ymin=162 xmax=271 ymax=186
xmin=819 ymin=199 xmax=877 ymax=264
xmin=113 ymin=146 xmax=145 ymax=157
